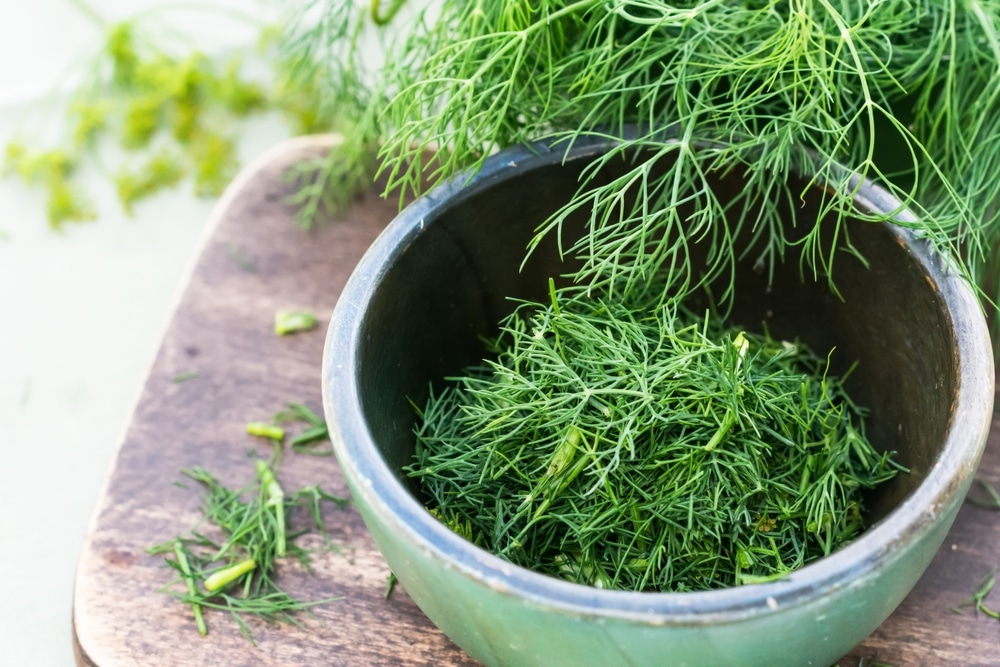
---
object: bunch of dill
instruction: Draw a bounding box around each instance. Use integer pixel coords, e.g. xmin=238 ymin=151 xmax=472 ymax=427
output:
xmin=408 ymin=281 xmax=902 ymax=592
xmin=287 ymin=0 xmax=1000 ymax=311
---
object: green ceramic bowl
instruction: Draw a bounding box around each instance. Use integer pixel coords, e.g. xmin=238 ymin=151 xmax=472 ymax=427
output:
xmin=322 ymin=135 xmax=993 ymax=666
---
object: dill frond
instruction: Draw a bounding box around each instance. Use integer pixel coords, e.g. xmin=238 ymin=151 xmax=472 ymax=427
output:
xmin=362 ymin=0 xmax=1000 ymax=307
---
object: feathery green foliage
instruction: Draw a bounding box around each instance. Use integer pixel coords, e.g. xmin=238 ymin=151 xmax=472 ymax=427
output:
xmin=275 ymin=0 xmax=400 ymax=226
xmin=409 ymin=279 xmax=902 ymax=592
xmin=380 ymin=0 xmax=1000 ymax=302
xmin=288 ymin=0 xmax=1000 ymax=307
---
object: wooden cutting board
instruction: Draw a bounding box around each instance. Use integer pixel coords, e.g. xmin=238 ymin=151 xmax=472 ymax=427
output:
xmin=72 ymin=135 xmax=1000 ymax=666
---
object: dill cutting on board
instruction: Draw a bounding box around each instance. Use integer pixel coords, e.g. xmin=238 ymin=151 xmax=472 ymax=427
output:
xmin=245 ymin=401 xmax=334 ymax=454
xmin=150 ymin=453 xmax=349 ymax=640
xmin=952 ymin=567 xmax=1000 ymax=621
xmin=408 ymin=279 xmax=902 ymax=592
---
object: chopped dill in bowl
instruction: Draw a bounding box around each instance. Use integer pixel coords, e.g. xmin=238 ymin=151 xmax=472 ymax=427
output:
xmin=407 ymin=278 xmax=904 ymax=593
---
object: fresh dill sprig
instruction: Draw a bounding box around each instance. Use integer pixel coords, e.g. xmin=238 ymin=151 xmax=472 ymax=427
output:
xmin=952 ymin=567 xmax=1000 ymax=621
xmin=150 ymin=458 xmax=349 ymax=641
xmin=408 ymin=278 xmax=902 ymax=592
xmin=248 ymin=402 xmax=333 ymax=455
xmin=274 ymin=0 xmax=403 ymax=227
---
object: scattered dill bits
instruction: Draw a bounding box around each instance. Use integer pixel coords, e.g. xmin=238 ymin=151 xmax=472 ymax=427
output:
xmin=150 ymin=459 xmax=349 ymax=641
xmin=275 ymin=402 xmax=332 ymax=455
xmin=965 ymin=479 xmax=1000 ymax=510
xmin=385 ymin=572 xmax=398 ymax=599
xmin=275 ymin=310 xmax=318 ymax=335
xmin=172 ymin=541 xmax=207 ymax=636
xmin=246 ymin=403 xmax=331 ymax=454
xmin=225 ymin=244 xmax=257 ymax=272
xmin=952 ymin=567 xmax=1000 ymax=621
xmin=170 ymin=371 xmax=199 ymax=384
xmin=408 ymin=280 xmax=902 ymax=593
xmin=246 ymin=422 xmax=286 ymax=442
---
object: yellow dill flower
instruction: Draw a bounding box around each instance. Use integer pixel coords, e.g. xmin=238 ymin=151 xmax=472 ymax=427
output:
xmin=106 ymin=22 xmax=139 ymax=87
xmin=70 ymin=100 xmax=113 ymax=147
xmin=46 ymin=178 xmax=96 ymax=229
xmin=170 ymin=54 xmax=208 ymax=142
xmin=4 ymin=144 xmax=74 ymax=183
xmin=215 ymin=60 xmax=267 ymax=117
xmin=190 ymin=132 xmax=237 ymax=197
xmin=3 ymin=141 xmax=26 ymax=176
xmin=114 ymin=150 xmax=186 ymax=216
xmin=122 ymin=95 xmax=162 ymax=149
xmin=133 ymin=55 xmax=178 ymax=94
xmin=3 ymin=142 xmax=92 ymax=227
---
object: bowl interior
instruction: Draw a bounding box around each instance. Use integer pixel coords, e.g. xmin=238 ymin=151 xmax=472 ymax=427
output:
xmin=354 ymin=143 xmax=956 ymax=531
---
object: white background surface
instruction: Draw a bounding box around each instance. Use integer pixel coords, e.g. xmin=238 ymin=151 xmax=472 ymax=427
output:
xmin=0 ymin=1 xmax=292 ymax=663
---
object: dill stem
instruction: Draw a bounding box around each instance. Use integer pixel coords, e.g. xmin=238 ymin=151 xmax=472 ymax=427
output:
xmin=274 ymin=311 xmax=318 ymax=335
xmin=204 ymin=559 xmax=257 ymax=592
xmin=246 ymin=422 xmax=285 ymax=441
xmin=256 ymin=460 xmax=286 ymax=557
xmin=385 ymin=572 xmax=398 ymax=599
xmin=704 ymin=409 xmax=736 ymax=451
xmin=290 ymin=425 xmax=329 ymax=444
xmin=371 ymin=0 xmax=407 ymax=26
xmin=967 ymin=479 xmax=1000 ymax=510
xmin=173 ymin=542 xmax=207 ymax=636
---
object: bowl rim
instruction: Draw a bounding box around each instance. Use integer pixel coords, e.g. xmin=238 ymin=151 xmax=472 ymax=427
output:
xmin=323 ymin=134 xmax=994 ymax=624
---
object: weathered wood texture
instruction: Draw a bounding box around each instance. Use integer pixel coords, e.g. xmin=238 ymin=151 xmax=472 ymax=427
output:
xmin=73 ymin=136 xmax=1000 ymax=667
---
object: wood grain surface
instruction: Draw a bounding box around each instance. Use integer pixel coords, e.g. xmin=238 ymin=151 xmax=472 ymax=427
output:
xmin=72 ymin=135 xmax=1000 ymax=666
